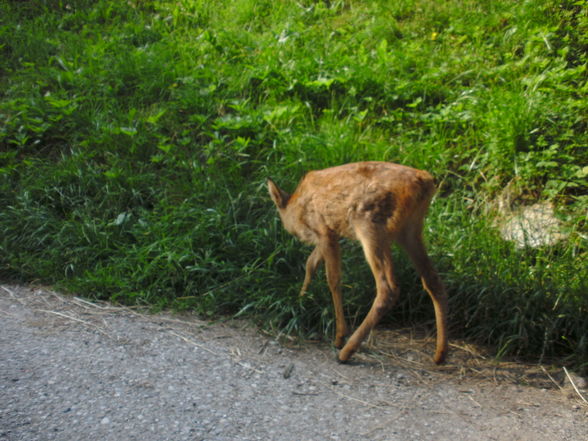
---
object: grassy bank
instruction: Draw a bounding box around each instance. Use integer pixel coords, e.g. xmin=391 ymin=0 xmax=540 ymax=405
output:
xmin=1 ymin=0 xmax=587 ymax=370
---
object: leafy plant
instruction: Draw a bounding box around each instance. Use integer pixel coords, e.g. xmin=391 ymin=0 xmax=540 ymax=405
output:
xmin=1 ymin=0 xmax=586 ymax=371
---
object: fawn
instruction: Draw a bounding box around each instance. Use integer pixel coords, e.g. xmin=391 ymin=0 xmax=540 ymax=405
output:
xmin=268 ymin=161 xmax=448 ymax=364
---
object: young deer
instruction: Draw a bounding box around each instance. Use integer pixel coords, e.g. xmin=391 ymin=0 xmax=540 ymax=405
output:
xmin=268 ymin=161 xmax=448 ymax=364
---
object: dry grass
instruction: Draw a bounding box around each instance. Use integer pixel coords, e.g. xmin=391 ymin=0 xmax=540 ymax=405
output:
xmin=357 ymin=326 xmax=588 ymax=409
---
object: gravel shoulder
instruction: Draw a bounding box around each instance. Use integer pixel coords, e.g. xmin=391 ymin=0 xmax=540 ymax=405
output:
xmin=1 ymin=284 xmax=587 ymax=441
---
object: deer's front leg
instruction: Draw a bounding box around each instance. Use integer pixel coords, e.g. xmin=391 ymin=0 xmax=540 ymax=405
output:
xmin=300 ymin=246 xmax=323 ymax=297
xmin=320 ymin=236 xmax=348 ymax=349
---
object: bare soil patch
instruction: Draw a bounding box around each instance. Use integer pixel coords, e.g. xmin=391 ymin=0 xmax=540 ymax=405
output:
xmin=1 ymin=284 xmax=586 ymax=441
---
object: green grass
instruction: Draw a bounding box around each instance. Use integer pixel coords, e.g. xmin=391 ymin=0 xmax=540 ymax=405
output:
xmin=1 ymin=0 xmax=587 ymax=371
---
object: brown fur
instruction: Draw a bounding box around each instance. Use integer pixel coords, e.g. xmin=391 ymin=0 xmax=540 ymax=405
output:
xmin=268 ymin=161 xmax=448 ymax=364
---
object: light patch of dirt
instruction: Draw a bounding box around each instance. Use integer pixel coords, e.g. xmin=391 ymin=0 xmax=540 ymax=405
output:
xmin=497 ymin=201 xmax=566 ymax=248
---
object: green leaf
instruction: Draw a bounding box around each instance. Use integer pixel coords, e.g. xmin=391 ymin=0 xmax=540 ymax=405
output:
xmin=146 ymin=109 xmax=167 ymax=124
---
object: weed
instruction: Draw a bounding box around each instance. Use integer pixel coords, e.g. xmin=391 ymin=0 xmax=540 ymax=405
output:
xmin=1 ymin=0 xmax=586 ymax=371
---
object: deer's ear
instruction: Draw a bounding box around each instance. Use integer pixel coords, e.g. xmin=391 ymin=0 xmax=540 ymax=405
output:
xmin=267 ymin=179 xmax=289 ymax=209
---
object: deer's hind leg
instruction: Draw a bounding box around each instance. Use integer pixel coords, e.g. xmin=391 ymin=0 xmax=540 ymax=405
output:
xmin=397 ymin=227 xmax=448 ymax=364
xmin=338 ymin=222 xmax=399 ymax=363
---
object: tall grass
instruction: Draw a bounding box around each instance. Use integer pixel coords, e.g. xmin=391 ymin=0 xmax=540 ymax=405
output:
xmin=1 ymin=0 xmax=586 ymax=371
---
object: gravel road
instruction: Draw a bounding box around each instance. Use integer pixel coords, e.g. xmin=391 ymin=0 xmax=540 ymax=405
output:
xmin=1 ymin=285 xmax=587 ymax=441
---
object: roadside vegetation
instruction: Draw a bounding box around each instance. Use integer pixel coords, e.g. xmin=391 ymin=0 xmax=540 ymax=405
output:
xmin=1 ymin=0 xmax=586 ymax=371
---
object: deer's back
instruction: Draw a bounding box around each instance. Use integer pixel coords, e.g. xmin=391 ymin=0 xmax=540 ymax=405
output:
xmin=288 ymin=162 xmax=436 ymax=241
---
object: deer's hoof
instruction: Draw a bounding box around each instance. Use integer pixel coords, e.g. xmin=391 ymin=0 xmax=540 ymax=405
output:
xmin=336 ymin=345 xmax=355 ymax=364
xmin=433 ymin=348 xmax=448 ymax=365
xmin=334 ymin=336 xmax=346 ymax=350
xmin=336 ymin=352 xmax=349 ymax=364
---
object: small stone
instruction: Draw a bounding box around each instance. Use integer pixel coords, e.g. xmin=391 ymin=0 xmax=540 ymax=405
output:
xmin=283 ymin=363 xmax=295 ymax=379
